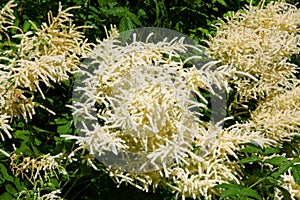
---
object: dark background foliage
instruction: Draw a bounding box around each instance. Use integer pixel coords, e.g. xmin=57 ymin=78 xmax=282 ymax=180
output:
xmin=1 ymin=0 xmax=272 ymax=43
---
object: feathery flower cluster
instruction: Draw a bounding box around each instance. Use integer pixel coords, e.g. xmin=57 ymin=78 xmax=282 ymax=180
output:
xmin=10 ymin=153 xmax=67 ymax=199
xmin=66 ymin=25 xmax=273 ymax=199
xmin=206 ymin=1 xmax=300 ymax=104
xmin=0 ymin=1 xmax=16 ymax=141
xmin=206 ymin=1 xmax=300 ymax=199
xmin=250 ymin=81 xmax=300 ymax=142
xmin=10 ymin=153 xmax=67 ymax=185
xmin=1 ymin=0 xmax=299 ymax=199
xmin=0 ymin=0 xmax=16 ymax=39
xmin=70 ymin=26 xmax=211 ymax=174
xmin=0 ymin=1 xmax=93 ymax=140
xmin=166 ymin=121 xmax=273 ymax=199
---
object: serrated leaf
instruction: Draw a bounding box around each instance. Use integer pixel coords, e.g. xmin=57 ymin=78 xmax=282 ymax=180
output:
xmin=23 ymin=21 xmax=31 ymax=32
xmin=137 ymin=9 xmax=147 ymax=18
xmin=292 ymin=165 xmax=300 ymax=185
xmin=54 ymin=118 xmax=69 ymax=125
xmin=0 ymin=192 xmax=13 ymax=200
xmin=240 ymin=187 xmax=262 ymax=200
xmin=241 ymin=147 xmax=263 ymax=154
xmin=13 ymin=130 xmax=30 ymax=141
xmin=5 ymin=184 xmax=17 ymax=196
xmin=291 ymin=158 xmax=300 ymax=164
xmin=217 ymin=0 xmax=227 ymax=6
xmin=119 ymin=17 xmax=134 ymax=32
xmin=127 ymin=12 xmax=142 ymax=26
xmin=89 ymin=6 xmax=99 ymax=14
xmin=220 ymin=187 xmax=240 ymax=199
xmin=30 ymin=144 xmax=40 ymax=155
xmin=34 ymin=137 xmax=42 ymax=145
xmin=0 ymin=164 xmax=14 ymax=182
xmin=106 ymin=6 xmax=128 ymax=16
xmin=240 ymin=156 xmax=261 ymax=164
xmin=272 ymin=163 xmax=291 ymax=179
xmin=57 ymin=122 xmax=72 ymax=135
xmin=263 ymin=147 xmax=280 ymax=155
xmin=265 ymin=156 xmax=289 ymax=166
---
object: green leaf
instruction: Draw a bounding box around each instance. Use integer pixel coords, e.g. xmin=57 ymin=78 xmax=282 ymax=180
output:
xmin=119 ymin=17 xmax=134 ymax=32
xmin=240 ymin=187 xmax=262 ymax=200
xmin=266 ymin=176 xmax=279 ymax=184
xmin=0 ymin=192 xmax=13 ymax=200
xmin=55 ymin=118 xmax=69 ymax=125
xmin=23 ymin=21 xmax=31 ymax=32
xmin=240 ymin=156 xmax=261 ymax=164
xmin=106 ymin=6 xmax=128 ymax=16
xmin=137 ymin=9 xmax=147 ymax=18
xmin=5 ymin=184 xmax=17 ymax=196
xmin=220 ymin=187 xmax=240 ymax=199
xmin=217 ymin=0 xmax=227 ymax=6
xmin=89 ymin=6 xmax=99 ymax=14
xmin=34 ymin=137 xmax=42 ymax=145
xmin=12 ymin=177 xmax=24 ymax=192
xmin=13 ymin=130 xmax=31 ymax=141
xmin=57 ymin=121 xmax=72 ymax=135
xmin=291 ymin=157 xmax=300 ymax=164
xmin=272 ymin=163 xmax=291 ymax=179
xmin=263 ymin=147 xmax=280 ymax=155
xmin=214 ymin=183 xmax=234 ymax=189
xmin=241 ymin=147 xmax=263 ymax=154
xmin=32 ymin=126 xmax=53 ymax=134
xmin=265 ymin=156 xmax=289 ymax=166
xmin=0 ymin=164 xmax=14 ymax=182
xmin=218 ymin=184 xmax=262 ymax=200
xmin=292 ymin=165 xmax=300 ymax=185
xmin=127 ymin=12 xmax=142 ymax=26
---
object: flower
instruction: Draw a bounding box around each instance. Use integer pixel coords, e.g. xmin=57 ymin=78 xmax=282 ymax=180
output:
xmin=0 ymin=1 xmax=93 ymax=139
xmin=275 ymin=168 xmax=300 ymax=200
xmin=250 ymin=80 xmax=300 ymax=142
xmin=10 ymin=153 xmax=67 ymax=185
xmin=206 ymin=1 xmax=300 ymax=105
xmin=0 ymin=0 xmax=16 ymax=39
xmin=70 ymin=27 xmax=209 ymax=174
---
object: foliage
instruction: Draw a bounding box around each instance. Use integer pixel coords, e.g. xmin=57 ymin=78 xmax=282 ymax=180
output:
xmin=217 ymin=142 xmax=300 ymax=199
xmin=0 ymin=0 xmax=300 ymax=200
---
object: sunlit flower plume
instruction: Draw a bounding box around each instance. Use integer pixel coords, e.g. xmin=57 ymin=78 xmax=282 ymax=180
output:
xmin=0 ymin=0 xmax=16 ymax=40
xmin=206 ymin=1 xmax=300 ymax=106
xmin=69 ymin=26 xmax=212 ymax=174
xmin=0 ymin=1 xmax=93 ymax=140
xmin=65 ymin=25 xmax=270 ymax=199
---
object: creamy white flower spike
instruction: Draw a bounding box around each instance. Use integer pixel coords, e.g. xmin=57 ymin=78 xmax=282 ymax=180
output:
xmin=70 ymin=27 xmax=228 ymax=173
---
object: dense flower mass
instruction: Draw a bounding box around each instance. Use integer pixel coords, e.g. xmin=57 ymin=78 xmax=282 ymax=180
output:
xmin=0 ymin=0 xmax=16 ymax=39
xmin=250 ymin=81 xmax=300 ymax=142
xmin=66 ymin=2 xmax=300 ymax=199
xmin=0 ymin=1 xmax=93 ymax=140
xmin=205 ymin=1 xmax=300 ymax=199
xmin=66 ymin=25 xmax=272 ymax=199
xmin=206 ymin=1 xmax=300 ymax=104
xmin=70 ymin=27 xmax=210 ymax=173
xmin=0 ymin=0 xmax=300 ymax=199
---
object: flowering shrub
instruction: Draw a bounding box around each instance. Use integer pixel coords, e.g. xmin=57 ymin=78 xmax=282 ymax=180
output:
xmin=0 ymin=0 xmax=299 ymax=200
